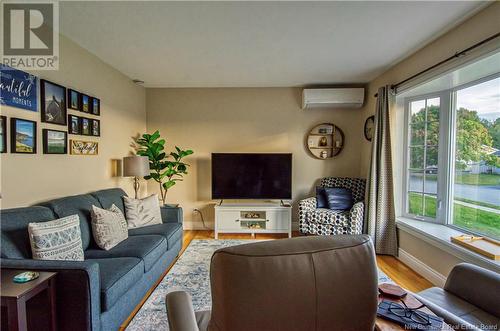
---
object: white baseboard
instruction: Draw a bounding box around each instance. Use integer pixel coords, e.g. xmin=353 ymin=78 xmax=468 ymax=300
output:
xmin=398 ymin=248 xmax=447 ymax=288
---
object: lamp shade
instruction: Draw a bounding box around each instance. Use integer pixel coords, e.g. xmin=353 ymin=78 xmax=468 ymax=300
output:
xmin=123 ymin=156 xmax=150 ymax=177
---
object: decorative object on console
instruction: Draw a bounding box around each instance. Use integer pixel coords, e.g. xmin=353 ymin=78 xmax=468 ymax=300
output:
xmin=10 ymin=118 xmax=36 ymax=154
xmin=12 ymin=271 xmax=40 ymax=283
xmin=81 ymin=94 xmax=90 ymax=113
xmin=135 ymin=130 xmax=194 ymax=204
xmin=364 ymin=115 xmax=375 ymax=141
xmin=90 ymin=204 xmax=128 ymax=250
xmin=0 ymin=64 xmax=38 ymax=112
xmin=43 ymin=129 xmax=67 ymax=154
xmin=28 ymin=214 xmax=84 ymax=261
xmin=91 ymin=119 xmax=100 ymax=136
xmin=306 ymin=123 xmax=344 ymax=159
xmin=0 ymin=116 xmax=6 ymax=153
xmin=68 ymin=89 xmax=81 ymax=110
xmin=123 ymin=194 xmax=163 ymax=229
xmin=68 ymin=114 xmax=81 ymax=134
xmin=123 ymin=155 xmax=150 ymax=198
xmin=41 ymin=79 xmax=66 ymax=125
xmin=91 ymin=97 xmax=100 ymax=115
xmin=70 ymin=139 xmax=98 ymax=155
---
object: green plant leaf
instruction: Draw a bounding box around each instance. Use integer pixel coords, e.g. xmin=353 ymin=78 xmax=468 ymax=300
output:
xmin=163 ymin=181 xmax=176 ymax=190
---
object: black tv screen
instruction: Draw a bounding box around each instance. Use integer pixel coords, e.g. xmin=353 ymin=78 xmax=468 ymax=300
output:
xmin=211 ymin=153 xmax=292 ymax=199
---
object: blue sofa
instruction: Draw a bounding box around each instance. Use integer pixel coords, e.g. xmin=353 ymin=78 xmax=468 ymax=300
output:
xmin=0 ymin=188 xmax=183 ymax=331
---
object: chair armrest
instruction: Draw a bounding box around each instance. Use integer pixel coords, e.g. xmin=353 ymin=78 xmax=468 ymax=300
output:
xmin=1 ymin=258 xmax=101 ymax=331
xmin=299 ymin=197 xmax=317 ymax=212
xmin=161 ymin=206 xmax=183 ymax=224
xmin=349 ymin=202 xmax=364 ymax=234
xmin=166 ymin=291 xmax=199 ymax=331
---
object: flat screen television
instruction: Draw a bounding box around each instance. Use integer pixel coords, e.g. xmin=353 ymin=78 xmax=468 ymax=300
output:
xmin=211 ymin=153 xmax=292 ymax=199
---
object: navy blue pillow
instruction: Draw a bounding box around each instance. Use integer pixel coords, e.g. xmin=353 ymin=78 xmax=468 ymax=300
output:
xmin=316 ymin=187 xmax=328 ymax=208
xmin=324 ymin=187 xmax=353 ymax=210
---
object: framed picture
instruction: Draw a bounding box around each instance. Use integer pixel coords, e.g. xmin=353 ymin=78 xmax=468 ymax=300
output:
xmin=43 ymin=129 xmax=67 ymax=154
xmin=10 ymin=118 xmax=37 ymax=154
xmin=0 ymin=65 xmax=37 ymax=112
xmin=81 ymin=117 xmax=91 ymax=135
xmin=68 ymin=115 xmax=81 ymax=135
xmin=364 ymin=115 xmax=375 ymax=141
xmin=90 ymin=97 xmax=100 ymax=115
xmin=91 ymin=119 xmax=100 ymax=136
xmin=81 ymin=94 xmax=90 ymax=113
xmin=70 ymin=139 xmax=98 ymax=155
xmin=0 ymin=116 xmax=6 ymax=153
xmin=41 ymin=79 xmax=66 ymax=125
xmin=68 ymin=89 xmax=80 ymax=110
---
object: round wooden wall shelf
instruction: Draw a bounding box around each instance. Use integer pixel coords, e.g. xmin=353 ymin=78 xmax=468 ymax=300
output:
xmin=306 ymin=123 xmax=344 ymax=159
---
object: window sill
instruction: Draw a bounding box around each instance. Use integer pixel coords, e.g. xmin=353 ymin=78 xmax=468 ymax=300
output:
xmin=396 ymin=217 xmax=500 ymax=273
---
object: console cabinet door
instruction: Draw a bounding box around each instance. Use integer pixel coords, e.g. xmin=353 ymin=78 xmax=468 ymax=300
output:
xmin=216 ymin=211 xmax=241 ymax=230
xmin=266 ymin=210 xmax=290 ymax=230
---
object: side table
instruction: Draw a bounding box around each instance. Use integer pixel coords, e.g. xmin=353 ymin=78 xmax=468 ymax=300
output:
xmin=1 ymin=269 xmax=57 ymax=331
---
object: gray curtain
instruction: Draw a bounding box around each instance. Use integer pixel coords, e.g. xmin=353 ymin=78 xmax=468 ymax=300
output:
xmin=364 ymin=85 xmax=398 ymax=256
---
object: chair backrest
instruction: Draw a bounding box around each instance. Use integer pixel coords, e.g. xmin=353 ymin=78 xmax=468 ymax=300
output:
xmin=208 ymin=235 xmax=378 ymax=331
xmin=320 ymin=177 xmax=366 ymax=202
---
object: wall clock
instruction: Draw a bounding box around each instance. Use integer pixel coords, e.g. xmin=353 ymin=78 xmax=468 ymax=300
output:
xmin=364 ymin=115 xmax=375 ymax=141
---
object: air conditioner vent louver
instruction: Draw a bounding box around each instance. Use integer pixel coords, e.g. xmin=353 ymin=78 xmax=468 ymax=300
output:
xmin=302 ymin=88 xmax=365 ymax=109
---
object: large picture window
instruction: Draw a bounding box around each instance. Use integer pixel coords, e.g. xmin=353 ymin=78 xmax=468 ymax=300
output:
xmin=402 ymin=69 xmax=500 ymax=239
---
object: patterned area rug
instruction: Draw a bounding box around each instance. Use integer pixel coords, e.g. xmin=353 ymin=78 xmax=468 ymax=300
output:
xmin=126 ymin=239 xmax=392 ymax=330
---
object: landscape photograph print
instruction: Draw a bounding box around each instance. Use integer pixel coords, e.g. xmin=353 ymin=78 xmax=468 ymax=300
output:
xmin=10 ymin=118 xmax=36 ymax=154
xmin=41 ymin=79 xmax=66 ymax=125
xmin=81 ymin=117 xmax=91 ymax=135
xmin=68 ymin=115 xmax=80 ymax=134
xmin=68 ymin=89 xmax=80 ymax=110
xmin=0 ymin=116 xmax=6 ymax=153
xmin=91 ymin=97 xmax=100 ymax=115
xmin=81 ymin=94 xmax=90 ymax=113
xmin=43 ymin=129 xmax=67 ymax=154
xmin=92 ymin=119 xmax=100 ymax=136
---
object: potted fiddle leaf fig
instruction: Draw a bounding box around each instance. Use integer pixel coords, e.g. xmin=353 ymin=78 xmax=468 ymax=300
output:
xmin=135 ymin=130 xmax=193 ymax=205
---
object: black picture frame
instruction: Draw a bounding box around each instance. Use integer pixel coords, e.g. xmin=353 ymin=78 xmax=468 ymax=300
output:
xmin=364 ymin=115 xmax=375 ymax=141
xmin=68 ymin=89 xmax=81 ymax=110
xmin=68 ymin=114 xmax=81 ymax=135
xmin=91 ymin=119 xmax=100 ymax=136
xmin=41 ymin=79 xmax=67 ymax=126
xmin=90 ymin=97 xmax=100 ymax=116
xmin=43 ymin=129 xmax=67 ymax=154
xmin=0 ymin=116 xmax=6 ymax=153
xmin=10 ymin=118 xmax=37 ymax=154
xmin=81 ymin=117 xmax=91 ymax=136
xmin=81 ymin=94 xmax=90 ymax=113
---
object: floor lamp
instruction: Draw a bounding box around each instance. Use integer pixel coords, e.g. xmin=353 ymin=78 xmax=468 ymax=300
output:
xmin=123 ymin=156 xmax=150 ymax=199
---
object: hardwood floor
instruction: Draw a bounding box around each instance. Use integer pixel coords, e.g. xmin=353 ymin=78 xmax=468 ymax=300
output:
xmin=119 ymin=230 xmax=432 ymax=330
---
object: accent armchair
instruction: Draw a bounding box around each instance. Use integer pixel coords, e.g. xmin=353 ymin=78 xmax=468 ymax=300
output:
xmin=299 ymin=177 xmax=366 ymax=236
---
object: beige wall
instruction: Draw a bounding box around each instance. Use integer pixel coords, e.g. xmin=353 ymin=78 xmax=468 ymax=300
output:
xmin=146 ymin=88 xmax=365 ymax=228
xmin=0 ymin=35 xmax=146 ymax=208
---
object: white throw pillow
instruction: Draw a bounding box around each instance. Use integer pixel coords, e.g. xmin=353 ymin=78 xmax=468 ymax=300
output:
xmin=28 ymin=215 xmax=84 ymax=261
xmin=91 ymin=204 xmax=128 ymax=250
xmin=123 ymin=194 xmax=162 ymax=229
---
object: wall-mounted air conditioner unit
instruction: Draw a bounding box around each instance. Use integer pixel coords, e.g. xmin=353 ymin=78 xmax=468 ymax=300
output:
xmin=302 ymin=88 xmax=365 ymax=109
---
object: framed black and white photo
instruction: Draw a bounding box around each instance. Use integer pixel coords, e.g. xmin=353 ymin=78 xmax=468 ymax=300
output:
xmin=68 ymin=89 xmax=80 ymax=110
xmin=90 ymin=97 xmax=100 ymax=116
xmin=41 ymin=79 xmax=67 ymax=125
xmin=0 ymin=116 xmax=6 ymax=153
xmin=81 ymin=94 xmax=90 ymax=113
xmin=81 ymin=117 xmax=91 ymax=135
xmin=91 ymin=119 xmax=100 ymax=136
xmin=68 ymin=115 xmax=81 ymax=135
xmin=43 ymin=129 xmax=67 ymax=154
xmin=10 ymin=118 xmax=37 ymax=154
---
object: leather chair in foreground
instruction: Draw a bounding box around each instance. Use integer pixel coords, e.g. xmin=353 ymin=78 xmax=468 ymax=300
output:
xmin=415 ymin=263 xmax=499 ymax=330
xmin=166 ymin=235 xmax=378 ymax=331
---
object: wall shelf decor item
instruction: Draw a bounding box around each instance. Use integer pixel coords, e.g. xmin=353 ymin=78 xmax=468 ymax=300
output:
xmin=306 ymin=123 xmax=344 ymax=159
xmin=81 ymin=117 xmax=91 ymax=135
xmin=91 ymin=119 xmax=100 ymax=136
xmin=10 ymin=118 xmax=37 ymax=154
xmin=364 ymin=115 xmax=375 ymax=141
xmin=43 ymin=129 xmax=67 ymax=154
xmin=68 ymin=89 xmax=81 ymax=110
xmin=41 ymin=79 xmax=67 ymax=125
xmin=81 ymin=94 xmax=90 ymax=113
xmin=90 ymin=97 xmax=100 ymax=116
xmin=68 ymin=115 xmax=81 ymax=134
xmin=70 ymin=139 xmax=98 ymax=155
xmin=0 ymin=116 xmax=6 ymax=153
xmin=0 ymin=64 xmax=37 ymax=112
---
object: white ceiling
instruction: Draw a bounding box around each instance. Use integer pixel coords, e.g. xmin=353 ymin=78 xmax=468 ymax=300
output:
xmin=60 ymin=1 xmax=487 ymax=87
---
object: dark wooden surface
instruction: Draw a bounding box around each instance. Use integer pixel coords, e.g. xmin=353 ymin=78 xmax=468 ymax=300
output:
xmin=1 ymin=269 xmax=57 ymax=331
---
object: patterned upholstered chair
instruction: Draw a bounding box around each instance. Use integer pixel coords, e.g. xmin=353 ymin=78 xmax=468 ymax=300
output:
xmin=299 ymin=177 xmax=366 ymax=236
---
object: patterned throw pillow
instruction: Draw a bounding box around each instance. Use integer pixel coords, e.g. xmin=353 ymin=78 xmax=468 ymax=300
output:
xmin=28 ymin=215 xmax=84 ymax=261
xmin=91 ymin=204 xmax=128 ymax=250
xmin=123 ymin=194 xmax=162 ymax=229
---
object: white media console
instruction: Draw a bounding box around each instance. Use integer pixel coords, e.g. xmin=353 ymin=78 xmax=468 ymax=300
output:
xmin=214 ymin=203 xmax=292 ymax=239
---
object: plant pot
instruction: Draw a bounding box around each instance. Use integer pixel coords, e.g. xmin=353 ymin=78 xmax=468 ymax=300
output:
xmin=163 ymin=203 xmax=180 ymax=208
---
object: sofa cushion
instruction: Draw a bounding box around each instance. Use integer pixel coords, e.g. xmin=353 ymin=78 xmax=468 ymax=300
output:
xmin=91 ymin=188 xmax=128 ymax=215
xmin=91 ymin=204 xmax=128 ymax=250
xmin=324 ymin=187 xmax=354 ymax=210
xmin=84 ymin=235 xmax=167 ymax=272
xmin=1 ymin=206 xmax=55 ymax=259
xmin=124 ymin=194 xmax=162 ymax=229
xmin=38 ymin=194 xmax=101 ymax=250
xmin=90 ymin=257 xmax=144 ymax=311
xmin=129 ymin=223 xmax=182 ymax=249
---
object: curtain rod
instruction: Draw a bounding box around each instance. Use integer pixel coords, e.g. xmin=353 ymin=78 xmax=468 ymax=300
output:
xmin=373 ymin=32 xmax=500 ymax=98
